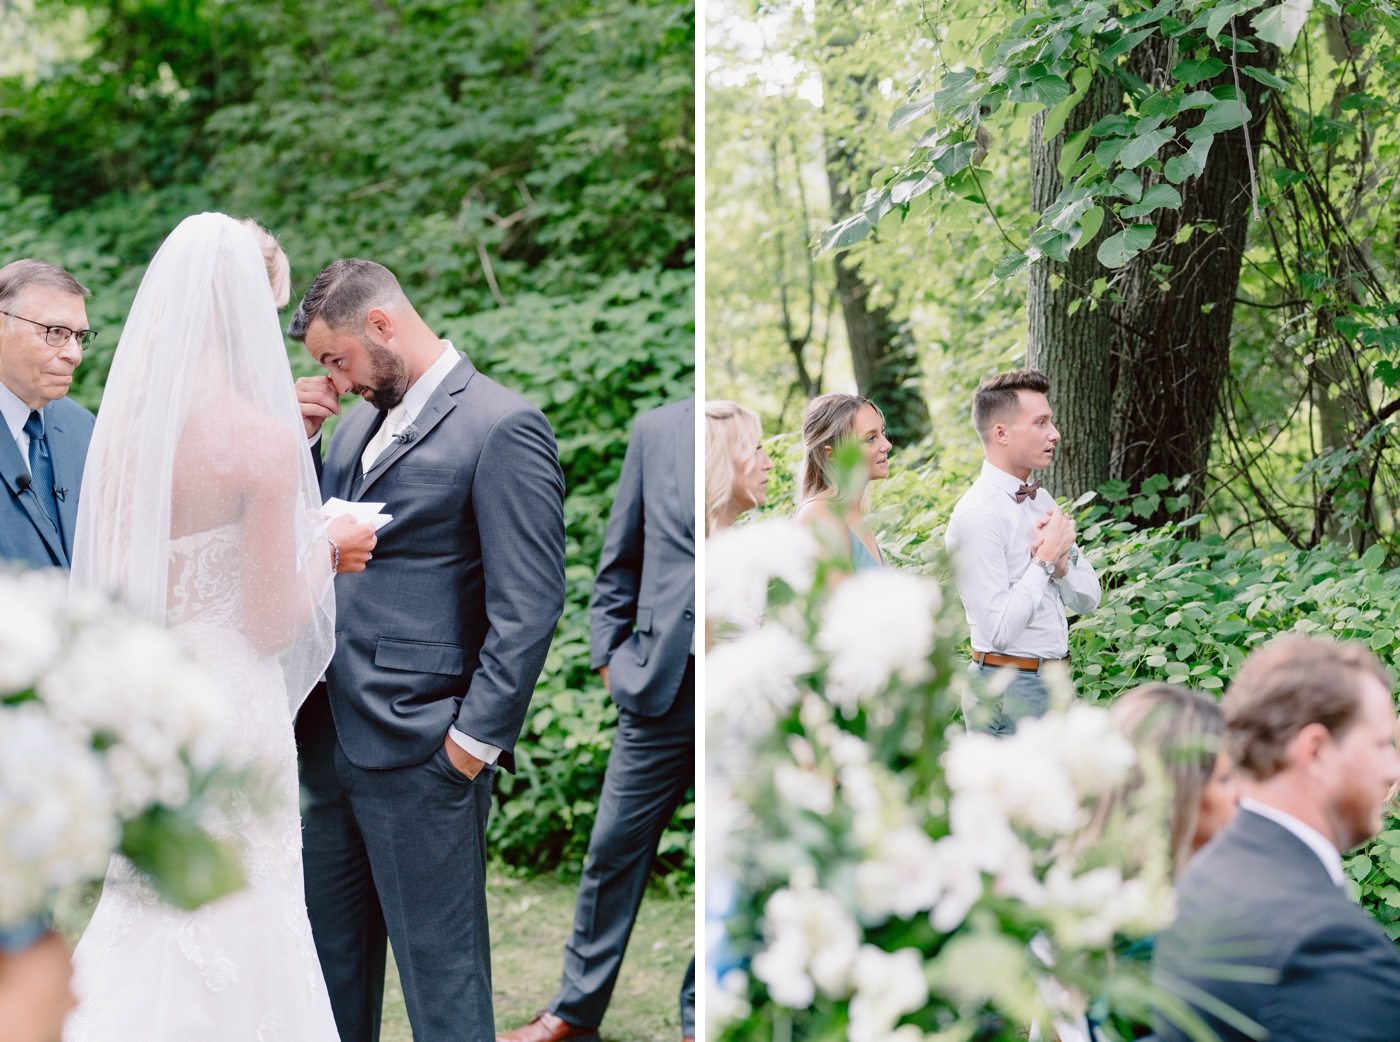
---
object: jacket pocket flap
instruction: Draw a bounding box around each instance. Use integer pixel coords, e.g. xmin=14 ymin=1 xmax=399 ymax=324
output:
xmin=636 ymin=606 xmax=654 ymax=634
xmin=398 ymin=467 xmax=457 ymax=485
xmin=375 ymin=638 xmax=465 ymax=675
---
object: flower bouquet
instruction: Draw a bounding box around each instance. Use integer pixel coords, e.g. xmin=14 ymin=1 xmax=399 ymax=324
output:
xmin=707 ymin=516 xmax=1210 ymax=1042
xmin=0 ymin=570 xmax=251 ymax=939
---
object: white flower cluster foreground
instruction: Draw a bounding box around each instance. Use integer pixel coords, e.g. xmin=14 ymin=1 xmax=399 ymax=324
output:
xmin=42 ymin=619 xmax=231 ymax=816
xmin=0 ymin=570 xmax=235 ymax=924
xmin=0 ymin=706 xmax=117 ymax=925
xmin=751 ymin=704 xmax=1176 ymax=1033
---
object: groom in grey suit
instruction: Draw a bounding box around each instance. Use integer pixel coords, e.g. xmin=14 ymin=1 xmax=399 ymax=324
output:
xmin=501 ymin=398 xmax=695 ymax=1042
xmin=0 ymin=260 xmax=96 ymax=570
xmin=291 ymin=259 xmax=566 ymax=1042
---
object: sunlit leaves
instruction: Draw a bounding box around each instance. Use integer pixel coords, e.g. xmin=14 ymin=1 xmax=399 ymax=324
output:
xmin=1121 ymin=184 xmax=1183 ymax=218
xmin=1098 ymin=223 xmax=1157 ymax=266
xmin=1253 ymin=0 xmax=1313 ymax=48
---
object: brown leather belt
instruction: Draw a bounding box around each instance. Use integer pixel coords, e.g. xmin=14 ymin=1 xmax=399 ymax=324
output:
xmin=973 ymin=651 xmax=1068 ymax=673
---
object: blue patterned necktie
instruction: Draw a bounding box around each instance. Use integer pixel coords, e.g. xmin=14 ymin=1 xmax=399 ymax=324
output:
xmin=22 ymin=410 xmax=60 ymax=535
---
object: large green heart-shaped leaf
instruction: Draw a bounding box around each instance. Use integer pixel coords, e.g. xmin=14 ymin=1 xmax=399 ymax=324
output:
xmin=1173 ymin=56 xmax=1227 ymax=86
xmin=1097 ymin=223 xmax=1157 ymax=267
xmin=1120 ymin=128 xmax=1175 ymax=168
xmin=1186 ymin=100 xmax=1252 ymax=141
xmin=1120 ymin=183 xmax=1183 ymax=218
xmin=931 ymin=141 xmax=979 ymax=177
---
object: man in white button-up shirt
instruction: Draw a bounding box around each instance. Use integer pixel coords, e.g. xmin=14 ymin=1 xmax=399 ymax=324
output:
xmin=945 ymin=369 xmax=1100 ymax=733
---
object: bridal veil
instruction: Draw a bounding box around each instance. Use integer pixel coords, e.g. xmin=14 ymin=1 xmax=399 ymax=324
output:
xmin=70 ymin=211 xmax=334 ymax=715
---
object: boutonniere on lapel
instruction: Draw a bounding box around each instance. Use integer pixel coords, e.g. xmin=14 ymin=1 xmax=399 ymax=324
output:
xmin=395 ymin=424 xmax=419 ymax=445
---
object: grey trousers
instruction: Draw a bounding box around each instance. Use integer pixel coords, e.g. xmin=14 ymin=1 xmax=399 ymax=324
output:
xmin=549 ymin=659 xmax=696 ymax=1035
xmin=297 ymin=684 xmax=496 ymax=1042
xmin=964 ymin=661 xmax=1050 ymax=735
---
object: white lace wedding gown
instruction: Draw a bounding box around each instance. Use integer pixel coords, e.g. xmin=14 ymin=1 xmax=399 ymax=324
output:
xmin=65 ymin=525 xmax=341 ymax=1042
xmin=63 ymin=212 xmax=340 ymax=1042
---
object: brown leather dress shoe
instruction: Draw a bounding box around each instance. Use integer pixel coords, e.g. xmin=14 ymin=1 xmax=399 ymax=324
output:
xmin=496 ymin=1011 xmax=599 ymax=1042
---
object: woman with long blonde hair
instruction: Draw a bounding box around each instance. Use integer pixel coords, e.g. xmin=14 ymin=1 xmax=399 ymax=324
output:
xmin=704 ymin=400 xmax=773 ymax=536
xmin=793 ymin=393 xmax=891 ymax=570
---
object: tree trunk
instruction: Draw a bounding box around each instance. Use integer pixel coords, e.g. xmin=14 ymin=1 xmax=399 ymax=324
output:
xmin=1109 ymin=37 xmax=1279 ymax=521
xmin=1027 ymin=72 xmax=1121 ymax=501
xmin=827 ymin=156 xmax=932 ymax=447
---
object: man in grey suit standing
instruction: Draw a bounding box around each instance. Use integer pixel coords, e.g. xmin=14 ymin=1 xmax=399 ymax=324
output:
xmin=1154 ymin=636 xmax=1400 ymax=1041
xmin=291 ymin=259 xmax=566 ymax=1042
xmin=499 ymin=399 xmax=696 ymax=1042
xmin=0 ymin=260 xmax=97 ymax=571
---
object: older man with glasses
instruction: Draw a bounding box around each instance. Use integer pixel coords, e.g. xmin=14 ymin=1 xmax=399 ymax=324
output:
xmin=0 ymin=258 xmax=97 ymax=571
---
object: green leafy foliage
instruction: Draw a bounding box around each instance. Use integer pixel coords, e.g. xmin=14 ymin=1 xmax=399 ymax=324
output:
xmin=0 ymin=0 xmax=694 ymax=882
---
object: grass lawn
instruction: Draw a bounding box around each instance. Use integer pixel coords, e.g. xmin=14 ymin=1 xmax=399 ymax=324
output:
xmin=56 ymin=872 xmax=693 ymax=1042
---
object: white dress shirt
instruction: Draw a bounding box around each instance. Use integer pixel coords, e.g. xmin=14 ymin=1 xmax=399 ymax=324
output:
xmin=0 ymin=379 xmax=35 ymax=457
xmin=316 ymin=341 xmax=501 ymax=767
xmin=1239 ymin=797 xmax=1347 ymax=888
xmin=945 ymin=461 xmax=1101 ymax=658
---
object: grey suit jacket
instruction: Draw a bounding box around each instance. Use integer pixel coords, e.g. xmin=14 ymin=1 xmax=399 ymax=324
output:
xmin=1154 ymin=808 xmax=1400 ymax=1042
xmin=315 ymin=355 xmax=566 ymax=772
xmin=590 ymin=398 xmax=694 ymax=717
xmin=0 ymin=397 xmax=94 ymax=570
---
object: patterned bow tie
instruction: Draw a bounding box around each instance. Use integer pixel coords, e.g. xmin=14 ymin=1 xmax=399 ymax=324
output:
xmin=1015 ymin=481 xmax=1040 ymax=503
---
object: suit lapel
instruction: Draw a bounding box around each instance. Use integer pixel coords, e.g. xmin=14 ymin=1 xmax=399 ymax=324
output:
xmin=0 ymin=426 xmax=65 ymax=566
xmin=44 ymin=405 xmax=80 ymax=557
xmin=355 ymin=358 xmax=475 ymax=500
xmin=675 ymin=399 xmax=695 ymax=540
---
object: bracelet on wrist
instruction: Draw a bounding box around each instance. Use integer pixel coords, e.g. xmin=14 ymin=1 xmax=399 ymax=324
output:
xmin=328 ymin=537 xmax=340 ymax=573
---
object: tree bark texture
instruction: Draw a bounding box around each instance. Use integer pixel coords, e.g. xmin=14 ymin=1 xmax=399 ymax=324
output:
xmin=1027 ymin=71 xmax=1122 ymax=501
xmin=827 ymin=160 xmax=932 ymax=446
xmin=1109 ymin=36 xmax=1279 ymax=517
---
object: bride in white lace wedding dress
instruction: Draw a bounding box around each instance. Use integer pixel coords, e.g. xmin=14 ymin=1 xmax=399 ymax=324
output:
xmin=63 ymin=213 xmax=342 ymax=1041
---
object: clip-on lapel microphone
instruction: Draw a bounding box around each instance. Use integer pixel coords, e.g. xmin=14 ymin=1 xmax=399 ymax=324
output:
xmin=16 ymin=472 xmax=58 ymax=530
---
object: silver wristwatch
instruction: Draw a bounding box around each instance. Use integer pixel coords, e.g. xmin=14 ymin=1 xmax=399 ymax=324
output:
xmin=1032 ymin=556 xmax=1057 ymax=577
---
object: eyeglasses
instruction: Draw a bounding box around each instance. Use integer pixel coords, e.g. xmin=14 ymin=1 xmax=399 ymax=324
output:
xmin=0 ymin=310 xmax=98 ymax=349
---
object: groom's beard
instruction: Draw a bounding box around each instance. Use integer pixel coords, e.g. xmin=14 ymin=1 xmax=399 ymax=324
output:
xmin=357 ymin=337 xmax=409 ymax=412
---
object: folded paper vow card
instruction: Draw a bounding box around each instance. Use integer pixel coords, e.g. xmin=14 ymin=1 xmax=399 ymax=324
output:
xmin=323 ymin=497 xmax=394 ymax=531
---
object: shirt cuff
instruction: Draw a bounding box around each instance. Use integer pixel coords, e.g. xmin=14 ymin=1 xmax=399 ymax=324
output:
xmin=308 ymin=430 xmax=322 ymax=447
xmin=448 ymin=727 xmax=501 ymax=764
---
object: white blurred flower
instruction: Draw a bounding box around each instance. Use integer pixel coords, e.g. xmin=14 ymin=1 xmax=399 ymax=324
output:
xmin=855 ymin=825 xmax=944 ymax=922
xmin=1038 ymin=704 xmax=1138 ymax=797
xmin=707 ymin=520 xmax=818 ymax=623
xmin=0 ymin=705 xmax=117 ymax=925
xmin=41 ymin=619 xmax=232 ymax=816
xmin=752 ymin=883 xmax=860 ymax=1007
xmin=1042 ymin=861 xmax=1176 ymax=949
xmin=774 ymin=761 xmax=836 ymax=816
xmin=944 ymin=731 xmax=1081 ymax=836
xmin=848 ymin=946 xmax=928 ymax=1042
xmin=0 ymin=570 xmax=67 ymax=693
xmin=707 ymin=624 xmax=814 ymax=730
xmin=707 ymin=969 xmax=752 ymax=1039
xmin=818 ymin=571 xmax=941 ymax=710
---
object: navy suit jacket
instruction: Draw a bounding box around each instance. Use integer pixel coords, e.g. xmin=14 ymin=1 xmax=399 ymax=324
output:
xmin=0 ymin=396 xmax=94 ymax=569
xmin=590 ymin=398 xmax=695 ymax=717
xmin=1154 ymin=808 xmax=1400 ymax=1042
xmin=314 ymin=355 xmax=566 ymax=773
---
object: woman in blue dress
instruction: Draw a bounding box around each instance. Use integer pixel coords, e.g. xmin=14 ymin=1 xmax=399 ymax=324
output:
xmin=793 ymin=393 xmax=891 ymax=571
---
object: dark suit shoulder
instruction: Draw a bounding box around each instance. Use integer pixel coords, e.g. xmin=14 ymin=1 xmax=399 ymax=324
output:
xmin=460 ymin=370 xmax=552 ymax=427
xmin=633 ymin=398 xmax=693 ymax=437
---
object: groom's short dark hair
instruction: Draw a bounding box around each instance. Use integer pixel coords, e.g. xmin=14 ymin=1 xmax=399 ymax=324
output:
xmin=972 ymin=368 xmax=1050 ymax=442
xmin=287 ymin=259 xmax=408 ymax=342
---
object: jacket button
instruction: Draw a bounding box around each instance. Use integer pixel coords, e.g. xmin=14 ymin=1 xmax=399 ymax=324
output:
xmin=683 ymin=609 xmax=693 ymax=620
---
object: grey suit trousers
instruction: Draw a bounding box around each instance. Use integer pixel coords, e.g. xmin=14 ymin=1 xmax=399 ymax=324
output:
xmin=549 ymin=659 xmax=695 ymax=1034
xmin=298 ymin=684 xmax=496 ymax=1042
